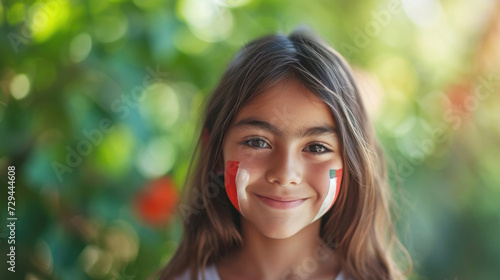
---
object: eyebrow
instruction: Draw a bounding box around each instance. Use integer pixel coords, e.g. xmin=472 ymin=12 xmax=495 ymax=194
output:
xmin=231 ymin=117 xmax=338 ymax=139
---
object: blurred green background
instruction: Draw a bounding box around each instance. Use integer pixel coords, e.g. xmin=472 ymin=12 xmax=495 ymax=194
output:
xmin=1 ymin=0 xmax=499 ymax=279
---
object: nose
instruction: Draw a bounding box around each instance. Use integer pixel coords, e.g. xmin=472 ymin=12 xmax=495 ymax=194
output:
xmin=266 ymin=147 xmax=303 ymax=187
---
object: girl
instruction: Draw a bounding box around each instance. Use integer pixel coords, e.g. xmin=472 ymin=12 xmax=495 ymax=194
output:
xmin=158 ymin=29 xmax=411 ymax=280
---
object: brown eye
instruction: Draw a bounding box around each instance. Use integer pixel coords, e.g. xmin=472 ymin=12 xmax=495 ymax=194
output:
xmin=304 ymin=144 xmax=331 ymax=155
xmin=244 ymin=138 xmax=270 ymax=149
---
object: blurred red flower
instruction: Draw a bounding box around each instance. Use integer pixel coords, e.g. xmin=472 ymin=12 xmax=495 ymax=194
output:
xmin=134 ymin=177 xmax=178 ymax=226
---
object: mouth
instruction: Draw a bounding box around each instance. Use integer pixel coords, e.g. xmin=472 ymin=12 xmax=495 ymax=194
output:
xmin=255 ymin=194 xmax=307 ymax=210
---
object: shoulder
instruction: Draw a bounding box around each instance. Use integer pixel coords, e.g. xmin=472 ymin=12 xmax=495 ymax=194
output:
xmin=174 ymin=264 xmax=221 ymax=280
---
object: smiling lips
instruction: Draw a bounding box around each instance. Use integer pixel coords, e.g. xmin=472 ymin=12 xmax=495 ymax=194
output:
xmin=256 ymin=194 xmax=307 ymax=209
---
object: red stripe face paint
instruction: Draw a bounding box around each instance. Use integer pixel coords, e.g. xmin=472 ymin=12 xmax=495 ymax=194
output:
xmin=225 ymin=161 xmax=240 ymax=211
xmin=313 ymin=168 xmax=342 ymax=221
xmin=225 ymin=161 xmax=249 ymax=214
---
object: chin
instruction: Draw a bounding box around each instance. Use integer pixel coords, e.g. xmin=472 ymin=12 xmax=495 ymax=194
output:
xmin=255 ymin=219 xmax=309 ymax=239
xmin=240 ymin=202 xmax=320 ymax=239
xmin=261 ymin=227 xmax=301 ymax=239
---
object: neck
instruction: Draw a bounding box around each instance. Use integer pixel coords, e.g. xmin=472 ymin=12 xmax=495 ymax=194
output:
xmin=229 ymin=218 xmax=336 ymax=280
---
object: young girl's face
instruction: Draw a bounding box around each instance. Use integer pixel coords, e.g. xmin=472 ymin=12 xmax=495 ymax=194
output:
xmin=222 ymin=79 xmax=343 ymax=239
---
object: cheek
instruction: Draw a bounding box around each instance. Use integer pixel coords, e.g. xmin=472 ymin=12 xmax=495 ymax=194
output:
xmin=310 ymin=166 xmax=343 ymax=222
xmin=306 ymin=164 xmax=333 ymax=196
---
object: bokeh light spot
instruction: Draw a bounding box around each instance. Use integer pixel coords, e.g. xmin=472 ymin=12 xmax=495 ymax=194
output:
xmin=29 ymin=239 xmax=53 ymax=275
xmin=213 ymin=0 xmax=252 ymax=8
xmin=137 ymin=137 xmax=176 ymax=179
xmin=178 ymin=0 xmax=233 ymax=42
xmin=104 ymin=220 xmax=139 ymax=263
xmin=92 ymin=11 xmax=128 ymax=43
xmin=139 ymin=83 xmax=180 ymax=129
xmin=95 ymin=123 xmax=135 ymax=179
xmin=79 ymin=245 xmax=113 ymax=278
xmin=10 ymin=74 xmax=31 ymax=100
xmin=29 ymin=0 xmax=70 ymax=42
xmin=173 ymin=27 xmax=210 ymax=54
xmin=69 ymin=33 xmax=92 ymax=63
xmin=402 ymin=0 xmax=441 ymax=27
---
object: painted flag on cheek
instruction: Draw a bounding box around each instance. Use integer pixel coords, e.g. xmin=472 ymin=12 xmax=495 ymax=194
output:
xmin=313 ymin=168 xmax=343 ymax=222
xmin=328 ymin=168 xmax=342 ymax=209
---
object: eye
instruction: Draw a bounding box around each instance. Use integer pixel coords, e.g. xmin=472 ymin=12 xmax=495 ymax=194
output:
xmin=304 ymin=143 xmax=332 ymax=155
xmin=242 ymin=138 xmax=271 ymax=149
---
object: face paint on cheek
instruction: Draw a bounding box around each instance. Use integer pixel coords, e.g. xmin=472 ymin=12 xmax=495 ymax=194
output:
xmin=235 ymin=165 xmax=249 ymax=216
xmin=224 ymin=161 xmax=249 ymax=215
xmin=312 ymin=168 xmax=343 ymax=222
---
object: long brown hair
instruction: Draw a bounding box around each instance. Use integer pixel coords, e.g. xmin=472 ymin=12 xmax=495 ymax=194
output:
xmin=157 ymin=29 xmax=411 ymax=280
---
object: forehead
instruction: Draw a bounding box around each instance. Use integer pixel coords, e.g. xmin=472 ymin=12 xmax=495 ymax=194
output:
xmin=231 ymin=79 xmax=337 ymax=134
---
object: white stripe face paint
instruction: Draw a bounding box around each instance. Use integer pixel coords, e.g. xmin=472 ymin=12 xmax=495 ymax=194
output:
xmin=312 ymin=169 xmax=338 ymax=222
xmin=235 ymin=166 xmax=249 ymax=216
